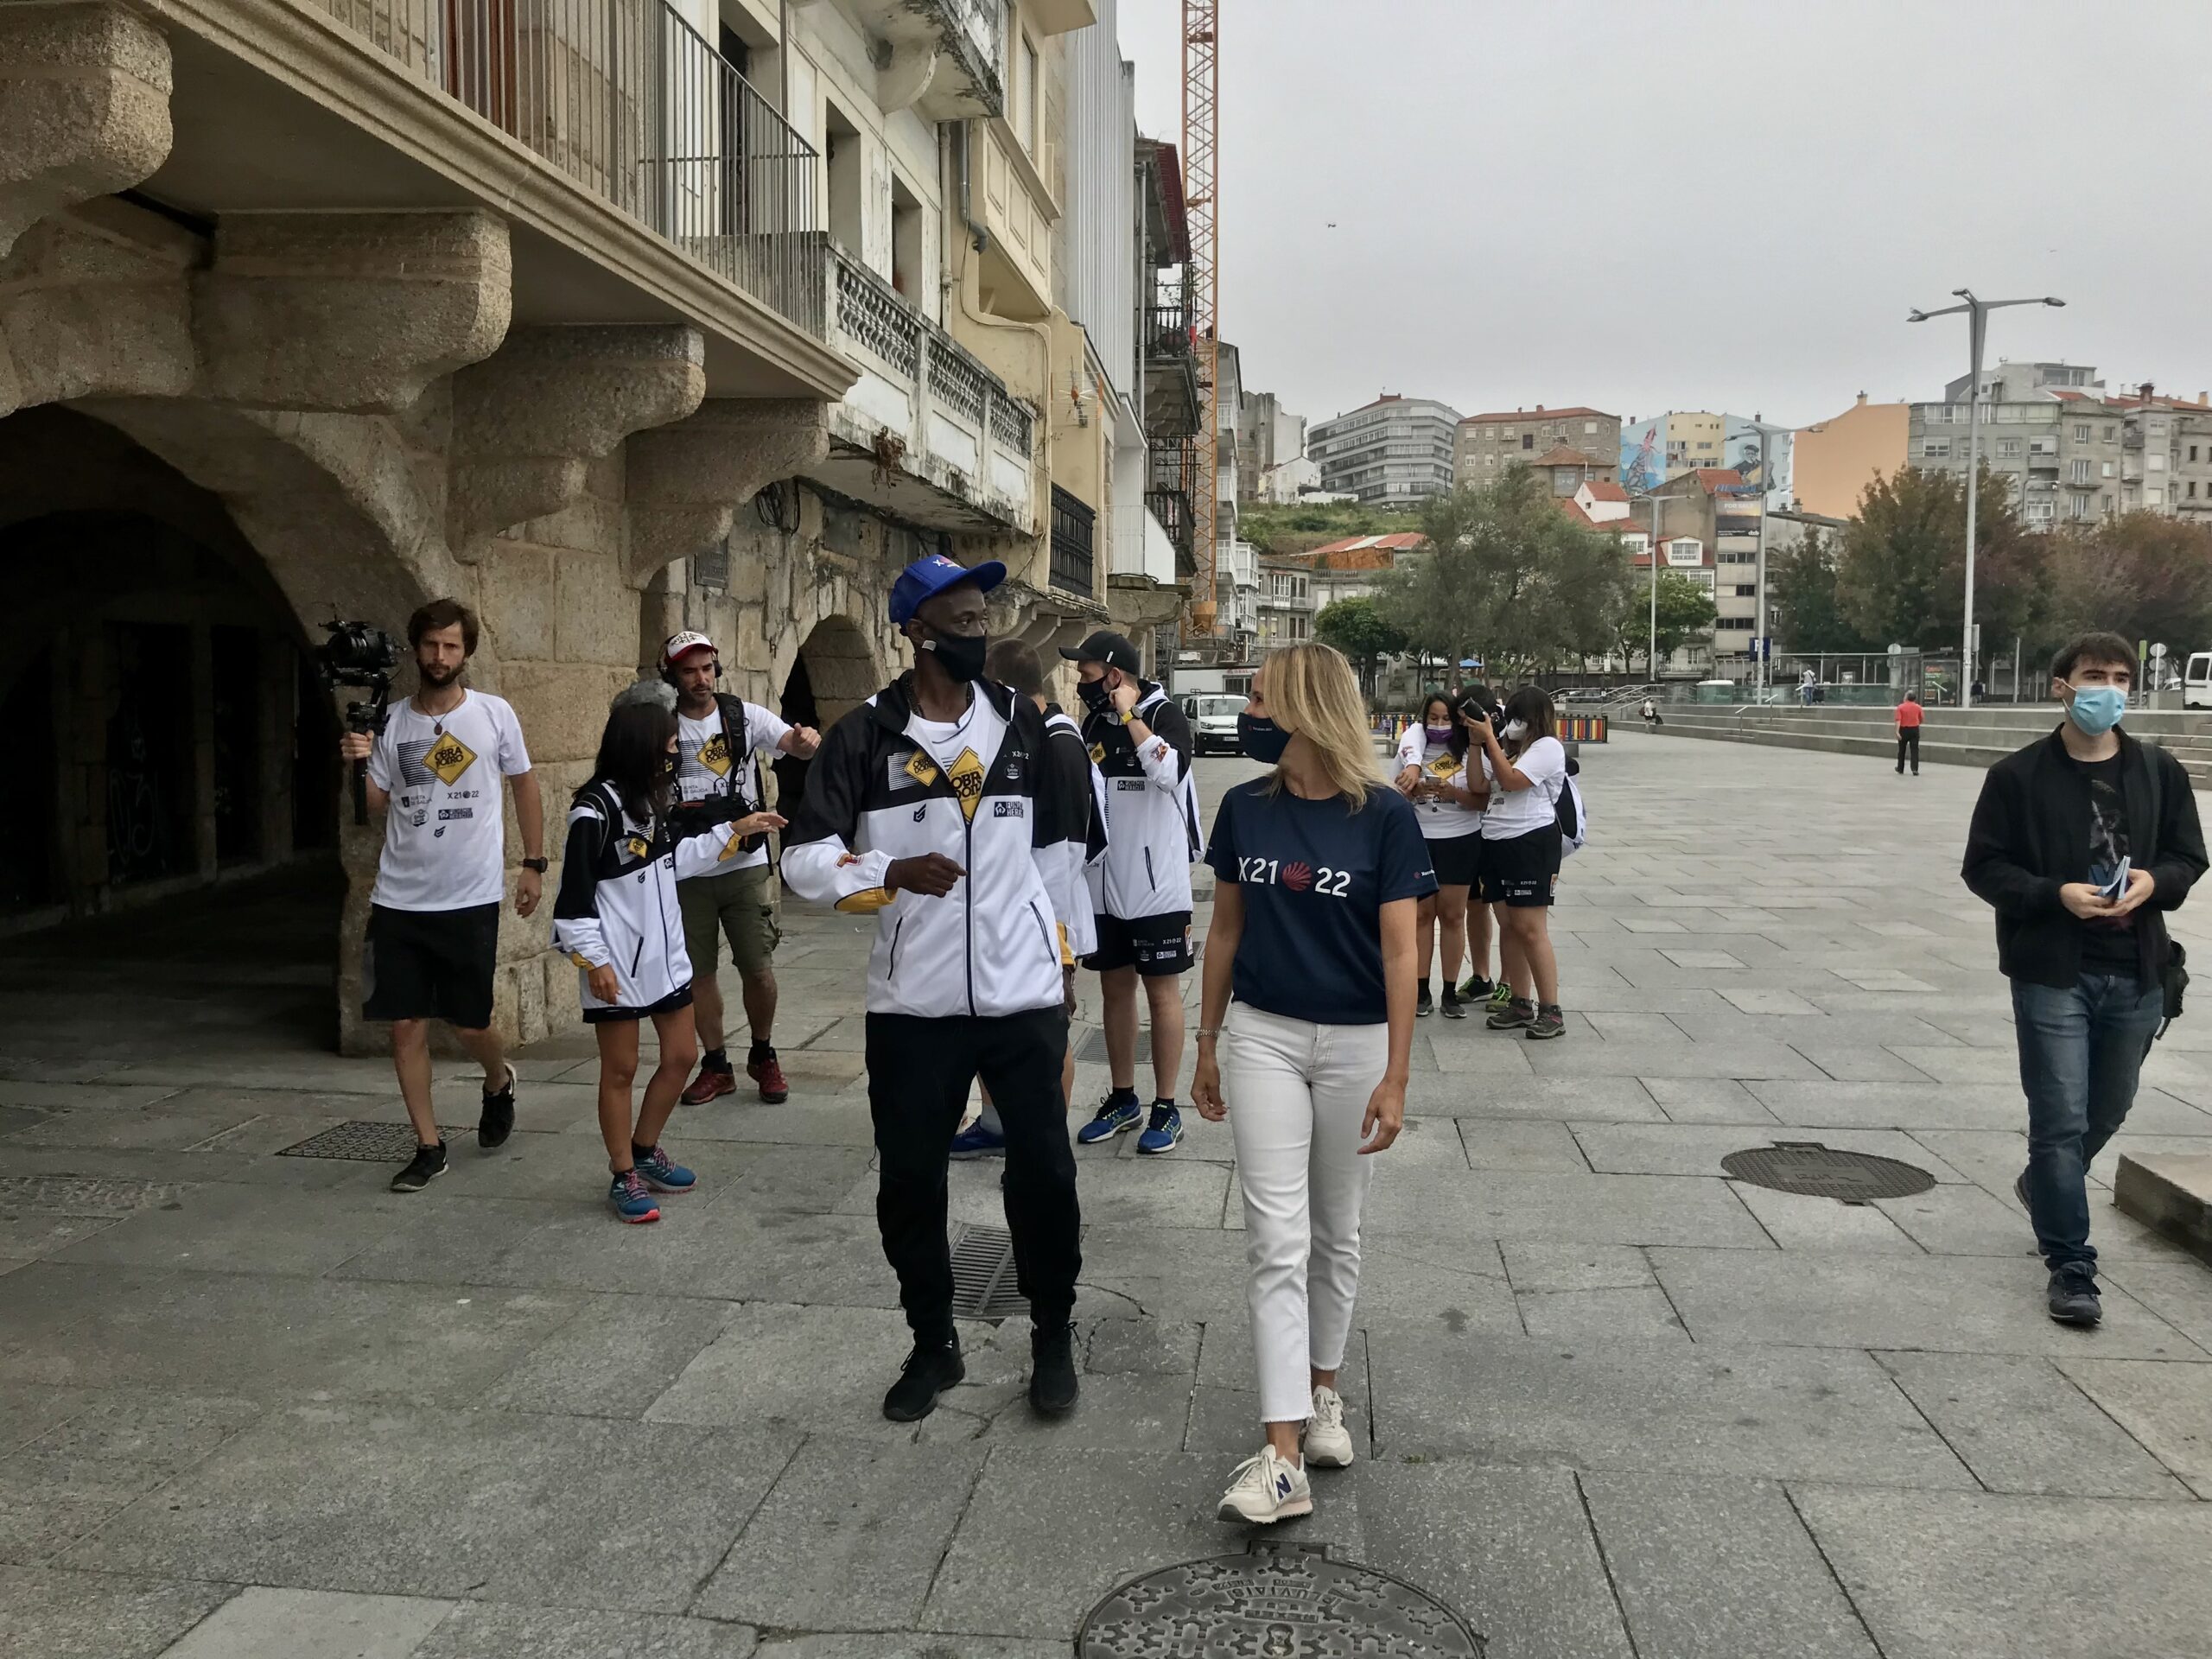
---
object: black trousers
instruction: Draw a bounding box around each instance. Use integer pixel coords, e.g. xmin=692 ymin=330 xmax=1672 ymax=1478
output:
xmin=865 ymin=1007 xmax=1080 ymax=1340
xmin=1897 ymin=728 xmax=1920 ymax=773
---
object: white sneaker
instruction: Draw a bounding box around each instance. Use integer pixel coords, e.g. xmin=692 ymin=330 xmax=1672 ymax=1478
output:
xmin=1303 ymin=1384 xmax=1356 ymax=1469
xmin=1217 ymin=1446 xmax=1313 ymax=1524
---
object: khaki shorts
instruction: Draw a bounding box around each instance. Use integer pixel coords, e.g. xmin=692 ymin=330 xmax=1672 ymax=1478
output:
xmin=679 ymin=862 xmax=781 ymax=981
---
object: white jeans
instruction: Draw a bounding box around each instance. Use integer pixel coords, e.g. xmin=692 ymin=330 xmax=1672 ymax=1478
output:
xmin=1223 ymin=1002 xmax=1389 ymax=1423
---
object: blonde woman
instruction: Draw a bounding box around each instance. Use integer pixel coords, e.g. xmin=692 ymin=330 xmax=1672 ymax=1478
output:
xmin=1192 ymin=643 xmax=1432 ymax=1524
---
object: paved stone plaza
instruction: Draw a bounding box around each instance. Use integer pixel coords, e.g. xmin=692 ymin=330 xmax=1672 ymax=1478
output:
xmin=4 ymin=731 xmax=2212 ymax=1658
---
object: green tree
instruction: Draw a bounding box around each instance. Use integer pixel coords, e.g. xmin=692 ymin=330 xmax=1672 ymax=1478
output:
xmin=1377 ymin=467 xmax=1635 ymax=680
xmin=1616 ymin=569 xmax=1720 ymax=671
xmin=1313 ymin=594 xmax=1408 ymax=695
xmin=1837 ymin=465 xmax=2044 ymax=652
xmin=1767 ymin=525 xmax=1871 ymax=652
xmin=2036 ymin=513 xmax=2212 ymax=677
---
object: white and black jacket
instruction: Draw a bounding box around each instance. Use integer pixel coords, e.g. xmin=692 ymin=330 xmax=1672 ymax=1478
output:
xmin=1081 ymin=682 xmax=1203 ymax=922
xmin=1043 ymin=703 xmax=1109 ymax=960
xmin=782 ymin=676 xmax=1087 ymax=1020
xmin=551 ymin=780 xmax=737 ymax=1017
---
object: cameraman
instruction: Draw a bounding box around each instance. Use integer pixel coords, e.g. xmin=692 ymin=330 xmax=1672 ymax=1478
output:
xmin=338 ymin=599 xmax=544 ymax=1192
xmin=659 ymin=632 xmax=820 ymax=1106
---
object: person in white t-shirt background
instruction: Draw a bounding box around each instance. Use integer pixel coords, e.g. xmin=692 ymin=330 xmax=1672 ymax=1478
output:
xmin=1392 ymin=692 xmax=1490 ymax=1019
xmin=338 ymin=599 xmax=545 ymax=1192
xmin=658 ymin=632 xmax=819 ymax=1108
xmin=1470 ymin=685 xmax=1569 ymax=1042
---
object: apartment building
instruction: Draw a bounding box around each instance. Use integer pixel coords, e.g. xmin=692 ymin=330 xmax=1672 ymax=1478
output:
xmin=1311 ymin=394 xmax=1462 ymax=506
xmin=1255 ymin=556 xmax=1313 ymax=653
xmin=1947 ymin=359 xmax=2104 ymax=404
xmin=1236 ymin=390 xmax=1306 ymax=505
xmin=1459 ymin=406 xmax=1622 ymax=487
xmin=1795 ymin=393 xmax=1909 ymax=517
xmin=0 ymin=0 xmax=1123 ymax=1047
xmin=1907 ymin=399 xmax=2113 ymax=528
xmin=1649 ymin=468 xmax=1758 ymax=669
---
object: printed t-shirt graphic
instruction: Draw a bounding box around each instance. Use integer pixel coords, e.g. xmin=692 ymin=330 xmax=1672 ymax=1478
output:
xmin=675 ymin=701 xmax=790 ymax=873
xmin=366 ymin=690 xmax=530 ymax=912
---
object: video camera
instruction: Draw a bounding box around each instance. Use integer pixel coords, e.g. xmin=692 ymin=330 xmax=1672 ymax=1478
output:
xmin=315 ymin=617 xmax=402 ymax=825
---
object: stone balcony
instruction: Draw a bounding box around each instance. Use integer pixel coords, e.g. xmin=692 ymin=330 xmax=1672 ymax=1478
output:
xmin=811 ymin=243 xmax=1035 ymax=532
xmin=838 ymin=0 xmax=1003 ymax=120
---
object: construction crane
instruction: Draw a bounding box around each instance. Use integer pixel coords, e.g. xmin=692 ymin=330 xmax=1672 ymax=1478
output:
xmin=1183 ymin=0 xmax=1218 ymax=635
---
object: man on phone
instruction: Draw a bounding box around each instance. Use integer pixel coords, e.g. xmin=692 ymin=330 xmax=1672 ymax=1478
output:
xmin=338 ymin=599 xmax=543 ymax=1192
xmin=659 ymin=631 xmax=820 ymax=1106
xmin=1963 ymin=632 xmax=2205 ymax=1325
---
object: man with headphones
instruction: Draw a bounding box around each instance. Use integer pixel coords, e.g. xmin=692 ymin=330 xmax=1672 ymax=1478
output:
xmin=661 ymin=631 xmax=821 ymax=1104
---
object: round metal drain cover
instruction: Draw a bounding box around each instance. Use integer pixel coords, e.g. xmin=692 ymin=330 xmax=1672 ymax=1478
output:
xmin=1079 ymin=1541 xmax=1484 ymax=1657
xmin=1721 ymin=1141 xmax=1936 ymax=1201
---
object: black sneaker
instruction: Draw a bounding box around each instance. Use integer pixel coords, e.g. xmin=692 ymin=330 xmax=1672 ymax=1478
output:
xmin=1416 ymin=984 xmax=1434 ymax=1018
xmin=1458 ymin=975 xmax=1494 ymax=1002
xmin=1526 ymin=1004 xmax=1567 ymax=1041
xmin=882 ymin=1335 xmax=964 ymax=1422
xmin=1485 ymin=997 xmax=1535 ymax=1032
xmin=1439 ymin=990 xmax=1467 ymax=1020
xmin=479 ymin=1065 xmax=517 ymax=1149
xmin=1029 ymin=1321 xmax=1079 ymax=1416
xmin=2048 ymin=1268 xmax=2101 ymax=1327
xmin=2013 ymin=1167 xmax=2031 ymax=1216
xmin=391 ymin=1141 xmax=448 ymax=1193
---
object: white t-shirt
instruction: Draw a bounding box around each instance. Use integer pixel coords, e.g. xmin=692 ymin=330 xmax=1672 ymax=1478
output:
xmin=1479 ymin=735 xmax=1567 ymax=840
xmin=907 ymin=694 xmax=1006 ymax=817
xmin=1393 ymin=728 xmax=1482 ymax=841
xmin=676 ymin=699 xmax=791 ymax=873
xmin=366 ymin=690 xmax=531 ymax=911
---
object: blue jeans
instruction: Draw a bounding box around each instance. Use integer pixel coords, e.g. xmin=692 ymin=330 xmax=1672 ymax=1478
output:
xmin=2011 ymin=973 xmax=2164 ymax=1274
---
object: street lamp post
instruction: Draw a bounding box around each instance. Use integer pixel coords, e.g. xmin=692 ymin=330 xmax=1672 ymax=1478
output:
xmin=1628 ymin=489 xmax=1665 ymax=679
xmin=1908 ymin=289 xmax=2065 ymax=709
xmin=1733 ymin=417 xmax=1791 ymax=701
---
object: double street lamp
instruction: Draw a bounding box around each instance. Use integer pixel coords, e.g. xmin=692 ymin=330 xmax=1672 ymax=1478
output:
xmin=1907 ymin=289 xmax=2065 ymax=707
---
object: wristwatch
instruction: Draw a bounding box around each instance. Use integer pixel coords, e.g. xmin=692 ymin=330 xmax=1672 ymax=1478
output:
xmin=521 ymin=856 xmax=549 ymax=874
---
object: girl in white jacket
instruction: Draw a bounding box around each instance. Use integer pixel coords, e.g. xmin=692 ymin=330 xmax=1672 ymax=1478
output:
xmin=553 ymin=688 xmax=782 ymax=1222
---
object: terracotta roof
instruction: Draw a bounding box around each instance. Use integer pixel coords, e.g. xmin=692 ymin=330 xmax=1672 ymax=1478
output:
xmin=1583 ymin=479 xmax=1629 ymax=503
xmin=1293 ymin=531 xmax=1429 ymax=571
xmin=1530 ymin=445 xmax=1608 ymax=468
xmin=1693 ymin=467 xmax=1748 ymax=492
xmin=1459 ymin=406 xmax=1616 ymax=425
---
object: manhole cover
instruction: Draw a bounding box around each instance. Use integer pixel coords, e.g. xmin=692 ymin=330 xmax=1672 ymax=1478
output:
xmin=277 ymin=1121 xmax=475 ymax=1161
xmin=950 ymin=1222 xmax=1027 ymax=1319
xmin=1721 ymin=1141 xmax=1936 ymax=1201
xmin=1076 ymin=1028 xmax=1150 ymax=1065
xmin=1081 ymin=1542 xmax=1483 ymax=1657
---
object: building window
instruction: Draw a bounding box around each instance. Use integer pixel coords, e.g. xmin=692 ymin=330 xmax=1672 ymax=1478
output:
xmin=2192 ymin=445 xmax=2201 ymax=462
xmin=1499 ymin=427 xmax=1514 ymax=441
xmin=1996 ymin=439 xmax=2022 ymax=459
xmin=2103 ymin=424 xmax=2117 ymax=440
xmin=2074 ymin=423 xmax=2091 ymax=442
xmin=1522 ymin=434 xmax=1534 ymax=450
xmin=1049 ymin=486 xmax=1095 ymax=596
xmin=1013 ymin=29 xmax=1039 ymax=156
xmin=2193 ymin=482 xmax=2201 ymax=499
xmin=2149 ymin=486 xmax=2165 ymax=505
xmin=2149 ymin=453 xmax=2166 ymax=471
xmin=2069 ymin=459 xmax=2091 ymax=485
xmin=2070 ymin=492 xmax=2093 ymax=517
xmin=1584 ymin=421 xmax=1599 ymax=435
xmin=2102 ymin=461 xmax=2115 ymax=479
xmin=1923 ymin=438 xmax=1951 ymax=459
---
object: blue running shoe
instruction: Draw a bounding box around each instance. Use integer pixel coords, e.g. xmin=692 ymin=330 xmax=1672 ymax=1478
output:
xmin=1136 ymin=1103 xmax=1183 ymax=1155
xmin=1077 ymin=1095 xmax=1143 ymax=1146
xmin=607 ymin=1169 xmax=661 ymax=1224
xmin=950 ymin=1123 xmax=1007 ymax=1160
xmin=633 ymin=1145 xmax=696 ymax=1193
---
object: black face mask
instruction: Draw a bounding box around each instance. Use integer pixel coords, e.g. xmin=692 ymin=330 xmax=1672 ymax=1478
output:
xmin=922 ymin=629 xmax=988 ymax=684
xmin=1077 ymin=676 xmax=1115 ymax=714
xmin=1238 ymin=713 xmax=1289 ymax=764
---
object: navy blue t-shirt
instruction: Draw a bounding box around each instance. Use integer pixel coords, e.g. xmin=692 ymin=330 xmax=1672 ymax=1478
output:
xmin=1205 ymin=780 xmax=1437 ymax=1025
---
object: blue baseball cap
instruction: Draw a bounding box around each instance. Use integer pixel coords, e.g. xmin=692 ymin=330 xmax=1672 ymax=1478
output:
xmin=888 ymin=553 xmax=1005 ymax=626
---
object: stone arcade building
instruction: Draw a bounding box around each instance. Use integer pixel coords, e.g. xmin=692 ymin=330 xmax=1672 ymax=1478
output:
xmin=1 ymin=0 xmax=1116 ymax=1051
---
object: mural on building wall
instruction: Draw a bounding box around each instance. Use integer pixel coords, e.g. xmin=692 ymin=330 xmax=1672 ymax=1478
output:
xmin=1620 ymin=420 xmax=1663 ymax=493
xmin=1724 ymin=417 xmax=1793 ymax=502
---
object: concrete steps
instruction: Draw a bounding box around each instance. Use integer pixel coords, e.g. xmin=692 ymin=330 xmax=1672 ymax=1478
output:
xmin=2115 ymin=1153 xmax=2212 ymax=1267
xmin=1646 ymin=705 xmax=2212 ymax=785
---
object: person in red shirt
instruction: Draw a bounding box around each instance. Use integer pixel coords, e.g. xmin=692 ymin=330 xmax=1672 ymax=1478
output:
xmin=1895 ymin=691 xmax=1924 ymax=777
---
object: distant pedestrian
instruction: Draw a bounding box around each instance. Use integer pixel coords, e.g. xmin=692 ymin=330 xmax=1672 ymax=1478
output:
xmin=1639 ymin=696 xmax=1662 ymax=728
xmin=1962 ymin=632 xmax=2205 ymax=1326
xmin=1193 ymin=643 xmax=1430 ymax=1525
xmin=1471 ymin=687 xmax=1570 ymax=1040
xmin=1392 ymin=693 xmax=1487 ymax=1018
xmin=1801 ymin=667 xmax=1817 ymax=707
xmin=1895 ymin=690 xmax=1924 ymax=776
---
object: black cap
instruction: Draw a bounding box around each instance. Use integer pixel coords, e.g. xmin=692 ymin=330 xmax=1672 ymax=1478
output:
xmin=1059 ymin=629 xmax=1141 ymax=676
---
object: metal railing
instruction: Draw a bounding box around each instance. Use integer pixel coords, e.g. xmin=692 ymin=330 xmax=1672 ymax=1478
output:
xmin=321 ymin=0 xmax=825 ymax=336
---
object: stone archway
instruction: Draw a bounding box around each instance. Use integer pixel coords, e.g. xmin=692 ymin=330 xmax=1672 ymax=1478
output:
xmin=772 ymin=613 xmax=886 ymax=821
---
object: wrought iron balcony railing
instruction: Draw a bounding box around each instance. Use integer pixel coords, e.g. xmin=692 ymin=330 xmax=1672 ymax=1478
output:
xmin=322 ymin=0 xmax=825 ymax=335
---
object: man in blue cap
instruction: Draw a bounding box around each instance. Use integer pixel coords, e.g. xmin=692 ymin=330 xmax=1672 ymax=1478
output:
xmin=783 ymin=555 xmax=1090 ymax=1423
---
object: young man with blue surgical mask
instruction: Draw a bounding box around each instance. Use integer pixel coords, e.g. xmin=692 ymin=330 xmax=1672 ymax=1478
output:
xmin=1963 ymin=632 xmax=2206 ymax=1327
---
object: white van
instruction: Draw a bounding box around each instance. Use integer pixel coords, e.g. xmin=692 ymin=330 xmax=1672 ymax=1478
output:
xmin=1180 ymin=692 xmax=1249 ymax=755
xmin=2185 ymin=651 xmax=2212 ymax=709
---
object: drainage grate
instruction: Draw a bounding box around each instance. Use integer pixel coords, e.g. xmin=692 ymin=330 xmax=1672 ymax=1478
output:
xmin=1075 ymin=1028 xmax=1150 ymax=1065
xmin=277 ymin=1121 xmax=475 ymax=1161
xmin=1721 ymin=1141 xmax=1936 ymax=1202
xmin=1080 ymin=1542 xmax=1484 ymax=1657
xmin=950 ymin=1222 xmax=1027 ymax=1319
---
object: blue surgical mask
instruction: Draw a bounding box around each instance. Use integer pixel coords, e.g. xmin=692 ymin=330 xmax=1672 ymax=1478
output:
xmin=1238 ymin=713 xmax=1289 ymax=764
xmin=2063 ymin=682 xmax=2126 ymax=736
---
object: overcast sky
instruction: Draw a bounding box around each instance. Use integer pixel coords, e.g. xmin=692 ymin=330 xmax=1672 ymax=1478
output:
xmin=1112 ymin=0 xmax=2212 ymax=430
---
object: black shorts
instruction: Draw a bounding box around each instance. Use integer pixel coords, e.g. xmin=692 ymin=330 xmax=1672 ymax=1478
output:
xmin=1083 ymin=910 xmax=1194 ymax=976
xmin=362 ymin=902 xmax=500 ymax=1028
xmin=582 ymin=984 xmax=696 ymax=1026
xmin=1478 ymin=827 xmax=1562 ymax=908
xmin=1426 ymin=833 xmax=1482 ymax=890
